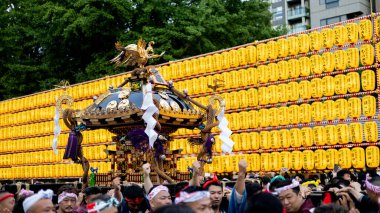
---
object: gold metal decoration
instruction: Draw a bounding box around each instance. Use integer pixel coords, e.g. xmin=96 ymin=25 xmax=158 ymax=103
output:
xmin=106 ymin=100 xmax=118 ymax=111
xmin=118 ymin=99 xmax=130 ymax=110
xmin=158 ymin=91 xmax=169 ymax=100
xmin=159 ymin=99 xmax=170 ymax=110
xmin=118 ymin=88 xmax=131 ymax=99
xmin=170 ymin=101 xmax=181 ymax=112
xmin=56 ymin=95 xmax=74 ymax=113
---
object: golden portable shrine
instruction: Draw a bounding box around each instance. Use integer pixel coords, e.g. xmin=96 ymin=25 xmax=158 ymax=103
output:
xmin=1 ymin=14 xmax=380 ymax=185
xmin=55 ymin=39 xmax=232 ymax=188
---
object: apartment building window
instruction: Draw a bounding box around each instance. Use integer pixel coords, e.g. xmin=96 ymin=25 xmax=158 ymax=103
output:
xmin=320 ymin=16 xmax=341 ymax=26
xmin=273 ymin=6 xmax=283 ymax=21
xmin=319 ymin=0 xmax=339 ymax=8
xmin=271 ymin=0 xmax=282 ymax=3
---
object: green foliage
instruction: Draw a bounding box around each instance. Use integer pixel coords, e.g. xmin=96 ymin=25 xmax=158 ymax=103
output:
xmin=0 ymin=0 xmax=284 ymax=100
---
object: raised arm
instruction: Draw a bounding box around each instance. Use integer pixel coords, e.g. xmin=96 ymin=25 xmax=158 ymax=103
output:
xmin=143 ymin=163 xmax=153 ymax=194
xmin=235 ymin=159 xmax=247 ymax=195
xmin=189 ymin=161 xmax=202 ymax=186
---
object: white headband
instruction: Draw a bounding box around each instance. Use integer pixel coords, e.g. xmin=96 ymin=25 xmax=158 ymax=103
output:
xmin=58 ymin=192 xmax=78 ymax=203
xmin=148 ymin=185 xmax=169 ymax=200
xmin=174 ymin=191 xmax=210 ymax=204
xmin=23 ymin=189 xmax=53 ymax=212
xmin=275 ymin=179 xmax=300 ymax=193
xmin=87 ymin=197 xmax=120 ymax=213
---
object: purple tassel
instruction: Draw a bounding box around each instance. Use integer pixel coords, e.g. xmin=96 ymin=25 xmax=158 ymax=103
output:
xmin=127 ymin=129 xmax=149 ymax=152
xmin=205 ymin=135 xmax=214 ymax=159
xmin=154 ymin=141 xmax=165 ymax=160
xmin=63 ymin=131 xmax=78 ymax=161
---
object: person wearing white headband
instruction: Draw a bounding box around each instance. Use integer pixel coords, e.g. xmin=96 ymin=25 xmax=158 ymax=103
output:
xmin=175 ymin=186 xmax=211 ymax=213
xmin=57 ymin=185 xmax=78 ymax=213
xmin=276 ymin=179 xmax=315 ymax=213
xmin=143 ymin=163 xmax=172 ymax=212
xmin=23 ymin=189 xmax=55 ymax=213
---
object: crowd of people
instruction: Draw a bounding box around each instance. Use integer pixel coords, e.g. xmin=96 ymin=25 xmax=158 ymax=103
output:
xmin=0 ymin=159 xmax=379 ymax=213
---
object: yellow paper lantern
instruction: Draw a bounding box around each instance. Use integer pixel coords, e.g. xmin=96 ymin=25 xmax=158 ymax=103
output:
xmin=349 ymin=122 xmax=363 ymax=143
xmin=311 ymin=101 xmax=324 ymax=122
xmin=333 ymin=25 xmax=347 ymax=46
xmin=299 ymin=103 xmax=312 ymax=123
xmin=335 ymin=98 xmax=348 ymax=120
xmin=334 ymin=74 xmax=347 ymax=95
xmin=334 ymin=50 xmax=347 ymax=70
xmin=346 ymin=23 xmax=358 ymax=44
xmin=279 ymin=129 xmax=291 ymax=148
xmin=309 ymin=31 xmax=322 ymax=51
xmin=240 ymin=133 xmax=251 ymax=151
xmin=280 ymin=151 xmax=291 ymax=169
xmin=277 ymin=84 xmax=288 ymax=103
xmin=277 ymin=38 xmax=289 ymax=58
xmin=270 ymin=152 xmax=281 ymax=171
xmin=326 ymin=149 xmax=339 ymax=170
xmin=325 ymin=125 xmax=338 ymax=145
xmin=250 ymin=132 xmax=261 ymax=150
xmin=348 ymin=97 xmax=361 ymax=118
xmin=260 ymin=131 xmax=271 ymax=149
xmin=336 ymin=124 xmax=349 ymax=144
xmin=346 ymin=48 xmax=359 ymax=68
xmin=338 ymin=148 xmax=352 ymax=169
xmin=321 ymin=28 xmax=334 ymax=49
xmin=364 ymin=121 xmax=378 ymax=142
xmin=301 ymin=127 xmax=313 ymax=147
xmin=310 ymin=55 xmax=323 ymax=74
xmin=249 ymin=154 xmax=261 ymax=172
xmin=358 ymin=19 xmax=373 ymax=41
xmin=291 ymin=151 xmax=303 ymax=170
xmin=277 ymin=61 xmax=289 ymax=80
xmin=288 ymin=59 xmax=300 ymax=78
xmin=278 ymin=106 xmax=289 ymax=126
xmin=288 ymin=36 xmax=299 ymax=56
xmin=376 ymin=16 xmax=380 ymax=37
xmin=324 ymin=100 xmax=336 ymax=121
xmin=288 ymin=105 xmax=299 ymax=125
xmin=299 ymin=57 xmax=311 ymax=77
xmin=377 ymin=43 xmax=380 ymax=63
xmin=313 ymin=126 xmax=326 ymax=146
xmin=247 ymin=88 xmax=259 ymax=107
xmin=237 ymin=48 xmax=248 ymax=67
xmin=346 ymin=72 xmax=360 ymax=93
xmin=290 ymin=128 xmax=302 ymax=148
xmin=258 ymin=87 xmax=268 ymax=105
xmin=361 ymin=70 xmax=375 ymax=91
xmin=314 ymin=149 xmax=327 ymax=170
xmin=246 ymin=46 xmax=257 ymax=64
xmin=268 ymin=63 xmax=279 ymax=82
xmin=366 ymin=146 xmax=380 ymax=168
xmin=322 ymin=76 xmax=335 ymax=96
xmin=351 ymin=147 xmax=365 ymax=169
xmin=268 ymin=107 xmax=279 ymax=127
xmin=322 ymin=52 xmax=335 ymax=73
xmin=248 ymin=110 xmax=259 ymax=129
xmin=267 ymin=41 xmax=278 ymax=60
xmin=287 ymin=82 xmax=299 ymax=102
xmin=221 ymin=52 xmax=230 ymax=70
xmin=261 ymin=153 xmax=271 ymax=172
xmin=303 ymin=150 xmax=315 ymax=170
xmin=362 ymin=95 xmax=376 ymax=117
xmin=299 ymin=80 xmax=311 ymax=100
xmin=229 ymin=50 xmax=240 ymax=68
xmin=298 ymin=34 xmax=310 ymax=54
xmin=258 ymin=65 xmax=269 ymax=84
xmin=257 ymin=43 xmax=268 ymax=62
xmin=360 ymin=44 xmax=374 ymax=66
xmin=310 ymin=78 xmax=323 ymax=98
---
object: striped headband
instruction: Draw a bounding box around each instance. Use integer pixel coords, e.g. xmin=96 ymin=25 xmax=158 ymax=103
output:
xmin=174 ymin=191 xmax=210 ymax=204
xmin=275 ymin=179 xmax=300 ymax=194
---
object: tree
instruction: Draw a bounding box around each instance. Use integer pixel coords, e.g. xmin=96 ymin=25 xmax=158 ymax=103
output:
xmin=0 ymin=0 xmax=284 ymax=100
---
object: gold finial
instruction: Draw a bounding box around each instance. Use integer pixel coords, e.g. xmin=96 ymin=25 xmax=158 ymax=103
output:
xmin=207 ymin=79 xmax=225 ymax=92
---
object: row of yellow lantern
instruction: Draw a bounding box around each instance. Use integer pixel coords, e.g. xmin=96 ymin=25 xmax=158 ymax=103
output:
xmin=0 ymin=162 xmax=112 ymax=179
xmin=0 ymin=100 xmax=94 ymax=127
xmin=0 ymin=130 xmax=114 ymax=153
xmin=160 ymin=19 xmax=377 ymax=80
xmin=171 ymin=122 xmax=378 ymax=154
xmin=0 ymin=145 xmax=109 ymax=166
xmin=177 ymin=146 xmax=380 ymax=173
xmin=0 ymin=74 xmax=129 ymax=115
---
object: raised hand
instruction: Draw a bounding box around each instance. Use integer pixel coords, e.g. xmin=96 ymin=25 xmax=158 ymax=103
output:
xmin=142 ymin=163 xmax=151 ymax=176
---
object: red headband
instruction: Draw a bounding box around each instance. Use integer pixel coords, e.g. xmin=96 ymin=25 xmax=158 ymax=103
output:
xmin=203 ymin=175 xmax=220 ymax=189
xmin=125 ymin=197 xmax=144 ymax=204
xmin=0 ymin=194 xmax=14 ymax=202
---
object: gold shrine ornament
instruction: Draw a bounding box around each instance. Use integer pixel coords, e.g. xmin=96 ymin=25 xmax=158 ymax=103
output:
xmin=118 ymin=99 xmax=130 ymax=110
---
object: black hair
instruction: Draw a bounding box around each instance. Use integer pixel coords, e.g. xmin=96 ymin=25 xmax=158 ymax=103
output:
xmin=245 ymin=182 xmax=263 ymax=198
xmin=155 ymin=204 xmax=195 ymax=213
xmin=203 ymin=182 xmax=223 ymax=190
xmin=276 ymin=180 xmax=300 ymax=194
xmin=262 ymin=176 xmax=270 ymax=185
xmin=314 ymin=204 xmax=348 ymax=213
xmin=84 ymin=187 xmax=102 ymax=196
xmin=245 ymin=192 xmax=283 ymax=213
xmin=122 ymin=184 xmax=145 ymax=199
xmin=92 ymin=194 xmax=112 ymax=203
xmin=57 ymin=185 xmax=78 ymax=196
xmin=269 ymin=178 xmax=284 ymax=192
xmin=336 ymin=170 xmax=351 ymax=178
xmin=182 ymin=186 xmax=207 ymax=194
xmin=293 ymin=173 xmax=305 ymax=182
xmin=175 ymin=182 xmax=189 ymax=196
